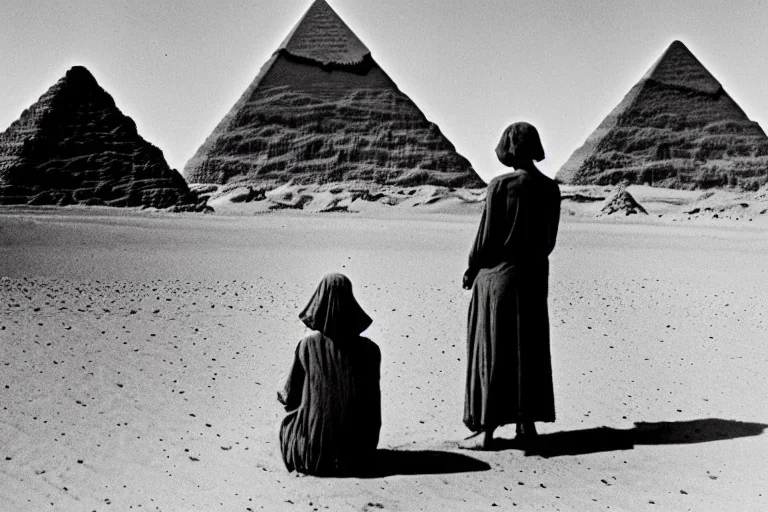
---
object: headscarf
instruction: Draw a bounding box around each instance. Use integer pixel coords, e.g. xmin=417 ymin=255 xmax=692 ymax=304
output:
xmin=299 ymin=273 xmax=372 ymax=340
xmin=495 ymin=121 xmax=545 ymax=167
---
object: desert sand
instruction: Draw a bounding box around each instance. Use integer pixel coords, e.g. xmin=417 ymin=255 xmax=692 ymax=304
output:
xmin=1 ymin=203 xmax=767 ymax=511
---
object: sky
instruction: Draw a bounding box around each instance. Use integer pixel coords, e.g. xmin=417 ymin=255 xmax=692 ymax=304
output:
xmin=1 ymin=0 xmax=767 ymax=182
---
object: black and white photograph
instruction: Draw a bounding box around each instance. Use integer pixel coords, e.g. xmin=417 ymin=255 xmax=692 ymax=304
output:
xmin=1 ymin=0 xmax=767 ymax=510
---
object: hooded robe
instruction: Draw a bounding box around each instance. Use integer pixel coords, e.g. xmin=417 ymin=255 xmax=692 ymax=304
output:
xmin=278 ymin=273 xmax=381 ymax=475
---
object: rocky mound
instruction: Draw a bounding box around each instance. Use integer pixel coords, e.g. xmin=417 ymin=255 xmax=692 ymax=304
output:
xmin=557 ymin=41 xmax=768 ymax=191
xmin=183 ymin=0 xmax=482 ymax=189
xmin=0 ymin=66 xmax=207 ymax=210
xmin=599 ymin=184 xmax=647 ymax=216
xmin=679 ymin=189 xmax=768 ymax=220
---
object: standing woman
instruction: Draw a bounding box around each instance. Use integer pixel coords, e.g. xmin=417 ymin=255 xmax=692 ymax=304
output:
xmin=278 ymin=273 xmax=381 ymax=475
xmin=460 ymin=122 xmax=561 ymax=450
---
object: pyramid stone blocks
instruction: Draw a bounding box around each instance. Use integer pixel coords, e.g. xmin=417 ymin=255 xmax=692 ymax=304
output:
xmin=0 ymin=66 xmax=203 ymax=209
xmin=184 ymin=0 xmax=483 ymax=188
xmin=557 ymin=41 xmax=768 ymax=191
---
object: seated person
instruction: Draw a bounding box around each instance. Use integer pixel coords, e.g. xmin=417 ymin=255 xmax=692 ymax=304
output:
xmin=278 ymin=273 xmax=381 ymax=476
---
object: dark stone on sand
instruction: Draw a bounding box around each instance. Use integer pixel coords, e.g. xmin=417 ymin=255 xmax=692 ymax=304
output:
xmin=599 ymin=184 xmax=647 ymax=216
xmin=230 ymin=187 xmax=266 ymax=203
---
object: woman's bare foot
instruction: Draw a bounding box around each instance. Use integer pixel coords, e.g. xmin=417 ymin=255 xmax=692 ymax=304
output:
xmin=458 ymin=430 xmax=495 ymax=450
xmin=515 ymin=422 xmax=538 ymax=443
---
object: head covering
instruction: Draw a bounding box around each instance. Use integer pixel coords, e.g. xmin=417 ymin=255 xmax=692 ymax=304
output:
xmin=495 ymin=122 xmax=545 ymax=166
xmin=299 ymin=273 xmax=372 ymax=340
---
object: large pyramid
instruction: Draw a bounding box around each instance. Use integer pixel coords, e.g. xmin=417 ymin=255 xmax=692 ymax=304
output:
xmin=0 ymin=66 xmax=203 ymax=209
xmin=557 ymin=41 xmax=768 ymax=190
xmin=184 ymin=0 xmax=483 ymax=188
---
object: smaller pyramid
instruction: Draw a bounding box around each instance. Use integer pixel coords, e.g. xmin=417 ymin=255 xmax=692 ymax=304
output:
xmin=599 ymin=184 xmax=647 ymax=216
xmin=184 ymin=0 xmax=482 ymax=188
xmin=557 ymin=41 xmax=768 ymax=191
xmin=0 ymin=66 xmax=203 ymax=209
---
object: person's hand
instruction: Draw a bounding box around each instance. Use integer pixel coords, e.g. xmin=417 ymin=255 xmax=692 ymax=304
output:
xmin=462 ymin=268 xmax=475 ymax=290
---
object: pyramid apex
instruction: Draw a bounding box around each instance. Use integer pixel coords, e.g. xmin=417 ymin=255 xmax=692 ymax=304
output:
xmin=310 ymin=0 xmax=333 ymax=10
xmin=66 ymin=65 xmax=95 ymax=78
xmin=64 ymin=66 xmax=98 ymax=86
xmin=664 ymin=40 xmax=691 ymax=55
xmin=660 ymin=40 xmax=695 ymax=59
xmin=278 ymin=0 xmax=370 ymax=66
xmin=642 ymin=40 xmax=721 ymax=94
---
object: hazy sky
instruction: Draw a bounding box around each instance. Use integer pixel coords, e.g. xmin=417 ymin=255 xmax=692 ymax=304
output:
xmin=2 ymin=0 xmax=767 ymax=181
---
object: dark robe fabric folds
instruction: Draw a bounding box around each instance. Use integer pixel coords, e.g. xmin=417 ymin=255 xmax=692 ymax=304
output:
xmin=464 ymin=169 xmax=561 ymax=432
xmin=279 ymin=274 xmax=380 ymax=475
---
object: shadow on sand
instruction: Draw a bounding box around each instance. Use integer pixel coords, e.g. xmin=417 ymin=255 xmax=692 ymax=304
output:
xmin=491 ymin=418 xmax=767 ymax=458
xmin=354 ymin=449 xmax=490 ymax=478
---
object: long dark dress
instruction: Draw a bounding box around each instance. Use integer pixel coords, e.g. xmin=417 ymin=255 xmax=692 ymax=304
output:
xmin=278 ymin=330 xmax=381 ymax=475
xmin=463 ymin=169 xmax=561 ymax=432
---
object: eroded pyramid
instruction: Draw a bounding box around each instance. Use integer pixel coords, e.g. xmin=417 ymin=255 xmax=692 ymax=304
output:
xmin=557 ymin=41 xmax=768 ymax=191
xmin=0 ymin=66 xmax=202 ymax=209
xmin=183 ymin=0 xmax=483 ymax=188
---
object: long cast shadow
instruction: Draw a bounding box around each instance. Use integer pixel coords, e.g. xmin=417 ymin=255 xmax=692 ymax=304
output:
xmin=491 ymin=418 xmax=767 ymax=458
xmin=355 ymin=449 xmax=490 ymax=478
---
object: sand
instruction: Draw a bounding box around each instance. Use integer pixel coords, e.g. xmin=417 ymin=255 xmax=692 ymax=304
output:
xmin=194 ymin=181 xmax=768 ymax=224
xmin=1 ymin=206 xmax=767 ymax=511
